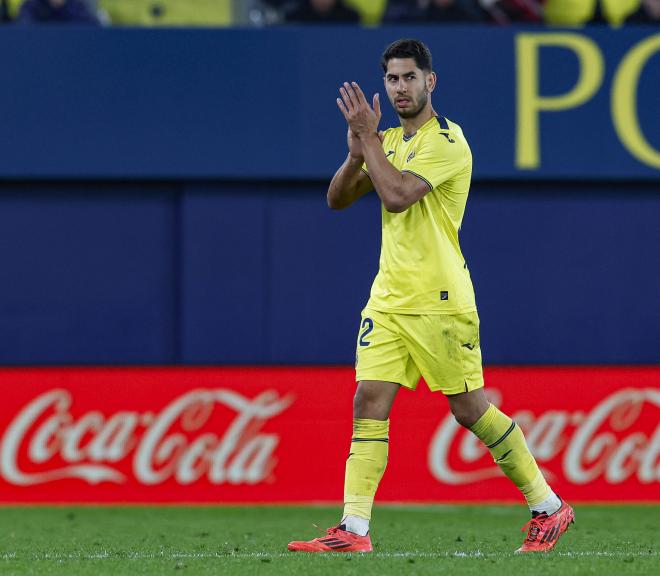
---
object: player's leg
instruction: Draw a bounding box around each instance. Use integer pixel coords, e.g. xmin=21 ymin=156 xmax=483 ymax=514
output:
xmin=400 ymin=311 xmax=574 ymax=552
xmin=342 ymin=379 xmax=399 ymax=537
xmin=447 ymin=387 xmax=560 ymax=513
xmin=342 ymin=309 xmax=422 ymax=539
xmin=288 ymin=310 xmax=420 ymax=553
xmin=447 ymin=387 xmax=574 ymax=552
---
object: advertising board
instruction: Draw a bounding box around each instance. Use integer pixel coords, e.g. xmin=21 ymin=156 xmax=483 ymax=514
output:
xmin=0 ymin=367 xmax=657 ymax=503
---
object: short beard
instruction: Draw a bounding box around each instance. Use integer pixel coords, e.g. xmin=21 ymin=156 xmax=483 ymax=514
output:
xmin=397 ymin=91 xmax=428 ymax=119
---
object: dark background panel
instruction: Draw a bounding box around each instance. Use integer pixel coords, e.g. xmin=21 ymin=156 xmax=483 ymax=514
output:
xmin=267 ymin=190 xmax=381 ymax=364
xmin=462 ymin=185 xmax=660 ymax=364
xmin=0 ymin=183 xmax=657 ymax=365
xmin=0 ymin=185 xmax=177 ymax=364
xmin=180 ymin=185 xmax=269 ymax=364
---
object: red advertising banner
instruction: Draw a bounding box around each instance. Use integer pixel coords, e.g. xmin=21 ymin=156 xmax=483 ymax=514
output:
xmin=0 ymin=367 xmax=657 ymax=503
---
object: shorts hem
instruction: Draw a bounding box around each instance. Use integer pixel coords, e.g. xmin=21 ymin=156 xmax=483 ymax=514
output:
xmin=436 ymin=379 xmax=485 ymax=396
xmin=355 ymin=372 xmax=417 ymax=391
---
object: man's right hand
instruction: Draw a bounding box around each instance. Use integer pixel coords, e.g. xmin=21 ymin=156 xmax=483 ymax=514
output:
xmin=347 ymin=128 xmax=364 ymax=161
xmin=348 ymin=128 xmax=384 ymax=162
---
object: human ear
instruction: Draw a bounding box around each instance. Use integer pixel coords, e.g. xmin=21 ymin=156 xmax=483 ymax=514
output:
xmin=426 ymin=71 xmax=436 ymax=94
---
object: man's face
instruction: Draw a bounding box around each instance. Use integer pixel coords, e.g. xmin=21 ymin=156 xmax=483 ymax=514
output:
xmin=384 ymin=58 xmax=434 ymax=119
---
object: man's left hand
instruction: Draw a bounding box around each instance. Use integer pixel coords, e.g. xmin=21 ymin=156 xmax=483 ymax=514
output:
xmin=336 ymin=82 xmax=381 ymax=139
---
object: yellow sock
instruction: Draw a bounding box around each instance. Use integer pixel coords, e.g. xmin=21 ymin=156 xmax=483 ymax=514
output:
xmin=470 ymin=404 xmax=552 ymax=507
xmin=343 ymin=418 xmax=389 ymax=520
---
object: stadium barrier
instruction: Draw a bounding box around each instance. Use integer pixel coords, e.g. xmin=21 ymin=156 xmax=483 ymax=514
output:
xmin=0 ymin=186 xmax=659 ymax=366
xmin=0 ymin=367 xmax=657 ymax=503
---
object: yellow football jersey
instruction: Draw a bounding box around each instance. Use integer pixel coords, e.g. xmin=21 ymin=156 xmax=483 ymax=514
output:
xmin=362 ymin=115 xmax=476 ymax=314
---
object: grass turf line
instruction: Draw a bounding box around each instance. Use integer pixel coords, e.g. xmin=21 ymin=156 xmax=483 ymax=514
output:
xmin=0 ymin=505 xmax=657 ymax=575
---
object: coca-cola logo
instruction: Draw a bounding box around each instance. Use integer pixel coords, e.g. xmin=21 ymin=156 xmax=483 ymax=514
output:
xmin=0 ymin=388 xmax=294 ymax=486
xmin=429 ymin=388 xmax=660 ymax=485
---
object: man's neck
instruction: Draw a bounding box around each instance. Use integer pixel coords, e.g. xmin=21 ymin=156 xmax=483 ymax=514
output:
xmin=400 ymin=105 xmax=437 ymax=138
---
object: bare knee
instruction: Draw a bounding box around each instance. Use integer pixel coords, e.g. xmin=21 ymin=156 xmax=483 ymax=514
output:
xmin=447 ymin=388 xmax=490 ymax=429
xmin=451 ymin=404 xmax=482 ymax=428
xmin=353 ymin=386 xmax=387 ymax=420
xmin=353 ymin=381 xmax=399 ymax=420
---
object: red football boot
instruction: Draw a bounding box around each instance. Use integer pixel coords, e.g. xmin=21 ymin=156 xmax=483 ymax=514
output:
xmin=288 ymin=525 xmax=372 ymax=553
xmin=516 ymin=500 xmax=575 ymax=553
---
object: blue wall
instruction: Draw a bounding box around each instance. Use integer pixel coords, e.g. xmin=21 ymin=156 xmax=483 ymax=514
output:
xmin=0 ymin=27 xmax=658 ymax=365
xmin=0 ymin=181 xmax=658 ymax=365
xmin=0 ymin=27 xmax=658 ymax=179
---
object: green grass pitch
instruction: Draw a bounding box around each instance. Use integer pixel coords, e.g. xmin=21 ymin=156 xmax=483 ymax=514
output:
xmin=0 ymin=505 xmax=658 ymax=575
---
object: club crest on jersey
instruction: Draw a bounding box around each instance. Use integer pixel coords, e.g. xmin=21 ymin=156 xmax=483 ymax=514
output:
xmin=406 ymin=150 xmax=416 ymax=163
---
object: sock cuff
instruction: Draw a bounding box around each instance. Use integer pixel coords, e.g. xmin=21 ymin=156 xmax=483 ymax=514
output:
xmin=470 ymin=404 xmax=515 ymax=447
xmin=343 ymin=496 xmax=374 ymax=520
xmin=469 ymin=404 xmax=497 ymax=437
xmin=521 ymin=471 xmax=553 ymax=506
xmin=353 ymin=418 xmax=389 ymax=439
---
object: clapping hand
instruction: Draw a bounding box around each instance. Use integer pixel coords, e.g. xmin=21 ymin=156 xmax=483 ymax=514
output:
xmin=337 ymin=81 xmax=381 ymax=140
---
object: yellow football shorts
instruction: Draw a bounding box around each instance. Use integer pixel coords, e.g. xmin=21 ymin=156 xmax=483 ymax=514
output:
xmin=355 ymin=308 xmax=484 ymax=395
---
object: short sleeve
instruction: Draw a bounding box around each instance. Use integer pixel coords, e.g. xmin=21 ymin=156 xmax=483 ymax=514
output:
xmin=402 ymin=132 xmax=467 ymax=191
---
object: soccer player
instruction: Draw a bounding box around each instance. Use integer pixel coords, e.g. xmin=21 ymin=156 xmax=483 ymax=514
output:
xmin=287 ymin=39 xmax=574 ymax=554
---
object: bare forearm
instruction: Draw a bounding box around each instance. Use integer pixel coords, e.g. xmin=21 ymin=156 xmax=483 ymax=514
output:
xmin=327 ymin=154 xmax=365 ymax=210
xmin=361 ymin=133 xmax=407 ymax=212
